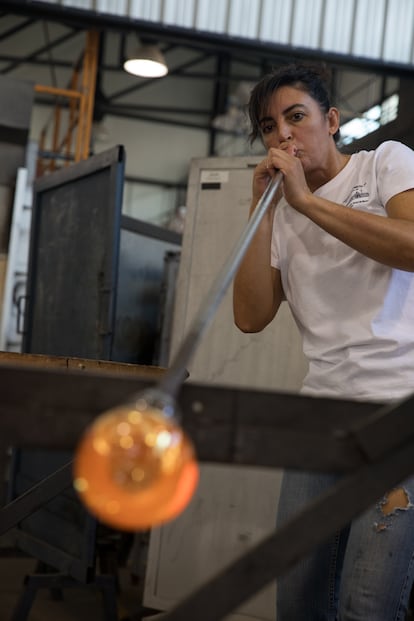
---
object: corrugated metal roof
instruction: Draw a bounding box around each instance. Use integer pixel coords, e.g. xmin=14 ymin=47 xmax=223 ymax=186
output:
xmin=40 ymin=0 xmax=414 ymax=65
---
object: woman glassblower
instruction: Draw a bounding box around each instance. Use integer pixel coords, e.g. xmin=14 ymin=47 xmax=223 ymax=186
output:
xmin=233 ymin=64 xmax=414 ymax=620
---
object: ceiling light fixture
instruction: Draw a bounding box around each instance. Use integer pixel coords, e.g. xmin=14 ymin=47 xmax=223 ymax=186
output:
xmin=123 ymin=44 xmax=168 ymax=78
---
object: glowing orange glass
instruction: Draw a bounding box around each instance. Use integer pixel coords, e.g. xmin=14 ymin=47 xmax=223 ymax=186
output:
xmin=73 ymin=394 xmax=199 ymax=530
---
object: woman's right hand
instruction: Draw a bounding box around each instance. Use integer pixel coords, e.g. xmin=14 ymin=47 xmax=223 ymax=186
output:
xmin=252 ymin=157 xmax=275 ymax=204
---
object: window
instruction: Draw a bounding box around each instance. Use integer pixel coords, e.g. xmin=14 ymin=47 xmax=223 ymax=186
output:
xmin=338 ymin=94 xmax=399 ymax=146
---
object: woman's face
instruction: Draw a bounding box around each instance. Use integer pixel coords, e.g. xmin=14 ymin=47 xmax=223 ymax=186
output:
xmin=259 ymin=85 xmax=339 ymax=174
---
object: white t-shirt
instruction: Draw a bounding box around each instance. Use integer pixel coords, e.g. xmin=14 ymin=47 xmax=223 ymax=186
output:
xmin=271 ymin=140 xmax=414 ymax=401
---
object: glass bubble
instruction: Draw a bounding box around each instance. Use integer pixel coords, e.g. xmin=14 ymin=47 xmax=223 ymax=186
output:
xmin=73 ymin=390 xmax=199 ymax=530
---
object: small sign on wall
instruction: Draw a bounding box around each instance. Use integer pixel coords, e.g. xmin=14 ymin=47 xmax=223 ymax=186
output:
xmin=200 ymin=170 xmax=229 ymax=189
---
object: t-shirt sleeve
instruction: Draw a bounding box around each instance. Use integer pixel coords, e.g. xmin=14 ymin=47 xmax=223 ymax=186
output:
xmin=376 ymin=140 xmax=414 ymax=207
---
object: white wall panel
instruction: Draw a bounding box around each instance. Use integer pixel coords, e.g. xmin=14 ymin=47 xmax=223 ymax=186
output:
xmin=95 ymin=0 xmax=128 ymax=15
xmin=351 ymin=0 xmax=387 ymax=58
xmin=163 ymin=0 xmax=197 ymax=28
xmin=383 ymin=0 xmax=414 ymax=63
xmin=128 ymin=0 xmax=163 ymax=21
xmin=62 ymin=0 xmax=93 ymax=8
xmin=170 ymin=156 xmax=307 ymax=392
xmin=290 ymin=0 xmax=324 ymax=48
xmin=321 ymin=0 xmax=355 ymax=54
xmin=195 ymin=0 xmax=229 ymax=32
xmin=259 ymin=0 xmax=293 ymax=45
xmin=228 ymin=0 xmax=261 ymax=38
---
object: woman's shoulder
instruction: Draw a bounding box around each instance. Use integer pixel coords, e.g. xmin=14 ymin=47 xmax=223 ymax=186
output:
xmin=372 ymin=140 xmax=414 ymax=172
xmin=350 ymin=140 xmax=414 ymax=170
xmin=375 ymin=140 xmax=414 ymax=158
xmin=351 ymin=140 xmax=410 ymax=157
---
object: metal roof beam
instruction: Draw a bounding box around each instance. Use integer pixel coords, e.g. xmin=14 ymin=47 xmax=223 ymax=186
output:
xmin=0 ymin=27 xmax=80 ymax=74
xmin=0 ymin=15 xmax=35 ymax=42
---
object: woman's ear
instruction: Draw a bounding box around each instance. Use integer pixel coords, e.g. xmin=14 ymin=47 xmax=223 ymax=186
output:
xmin=327 ymin=107 xmax=340 ymax=136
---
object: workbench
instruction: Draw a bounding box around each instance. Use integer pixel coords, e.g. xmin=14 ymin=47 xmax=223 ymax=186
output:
xmin=0 ymin=351 xmax=413 ymax=621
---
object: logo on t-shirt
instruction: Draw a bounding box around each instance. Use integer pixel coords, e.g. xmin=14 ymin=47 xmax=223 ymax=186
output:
xmin=344 ymin=183 xmax=369 ymax=208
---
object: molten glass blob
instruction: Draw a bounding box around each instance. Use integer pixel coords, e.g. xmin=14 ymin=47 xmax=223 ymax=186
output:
xmin=73 ymin=390 xmax=199 ymax=531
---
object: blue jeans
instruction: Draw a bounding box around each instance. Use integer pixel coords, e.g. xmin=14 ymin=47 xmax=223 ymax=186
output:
xmin=276 ymin=470 xmax=414 ymax=620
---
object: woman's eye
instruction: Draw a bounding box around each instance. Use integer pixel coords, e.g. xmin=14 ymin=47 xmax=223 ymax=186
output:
xmin=261 ymin=123 xmax=274 ymax=134
xmin=292 ymin=112 xmax=304 ymax=121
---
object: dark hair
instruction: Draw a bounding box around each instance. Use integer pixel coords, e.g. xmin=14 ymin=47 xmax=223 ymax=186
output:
xmin=248 ymin=63 xmax=340 ymax=144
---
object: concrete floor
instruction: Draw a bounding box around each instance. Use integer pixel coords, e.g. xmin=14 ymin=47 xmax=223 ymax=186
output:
xmin=1 ymin=557 xmax=107 ymax=621
xmin=0 ymin=538 xmax=155 ymax=621
xmin=0 ymin=470 xmax=158 ymax=621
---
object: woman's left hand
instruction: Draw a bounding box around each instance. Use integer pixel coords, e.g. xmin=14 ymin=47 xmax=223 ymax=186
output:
xmin=266 ymin=143 xmax=313 ymax=213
